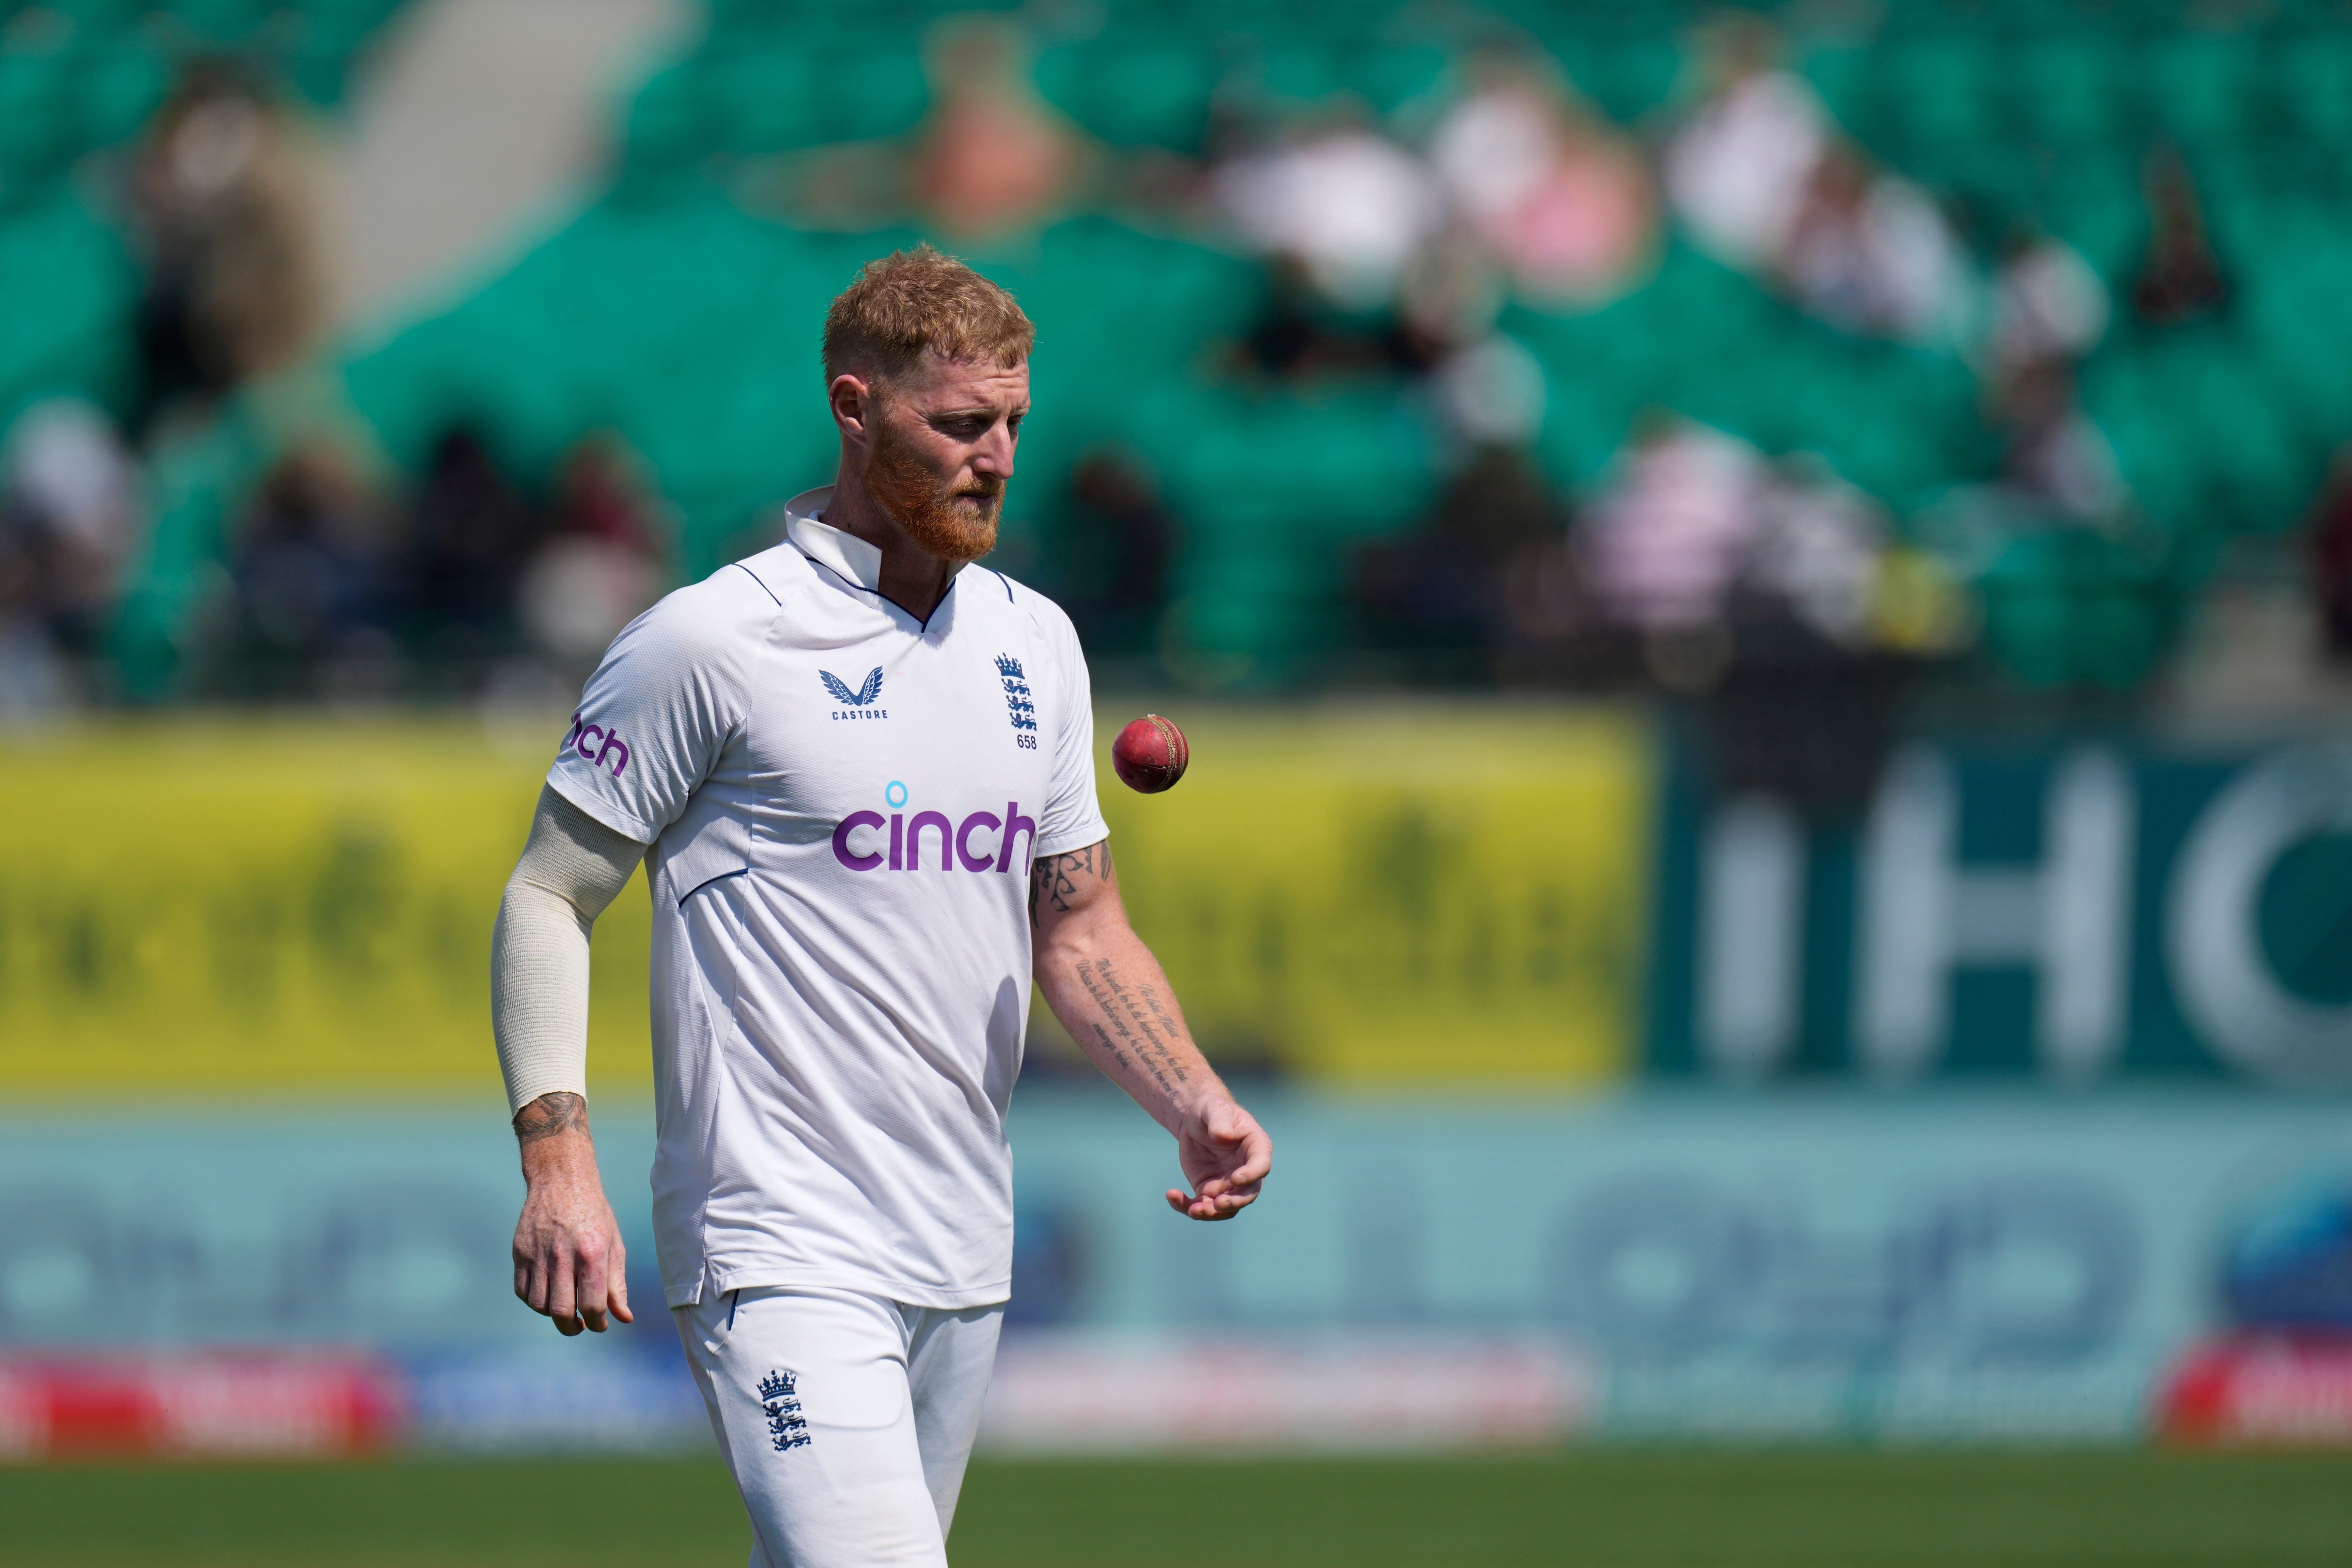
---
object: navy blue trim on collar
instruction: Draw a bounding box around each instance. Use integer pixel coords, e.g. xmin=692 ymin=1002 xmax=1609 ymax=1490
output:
xmin=794 ymin=549 xmax=957 ymax=632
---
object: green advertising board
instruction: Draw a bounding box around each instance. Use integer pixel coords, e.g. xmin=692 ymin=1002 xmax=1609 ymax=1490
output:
xmin=1646 ymin=738 xmax=2352 ymax=1083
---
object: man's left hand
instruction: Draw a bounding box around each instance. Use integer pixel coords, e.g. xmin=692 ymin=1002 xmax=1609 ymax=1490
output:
xmin=1165 ymin=1096 xmax=1272 ymax=1221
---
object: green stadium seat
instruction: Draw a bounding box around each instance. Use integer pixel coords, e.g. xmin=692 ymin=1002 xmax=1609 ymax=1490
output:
xmin=2275 ymin=32 xmax=2352 ymax=147
xmin=2009 ymin=32 xmax=2128 ymax=147
xmin=1036 ymin=39 xmax=1217 ymax=151
xmin=65 ymin=48 xmax=168 ymax=152
xmin=2143 ymin=31 xmax=2264 ymax=145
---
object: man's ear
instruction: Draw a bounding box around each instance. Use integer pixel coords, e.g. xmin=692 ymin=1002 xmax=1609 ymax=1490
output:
xmin=829 ymin=373 xmax=878 ymax=447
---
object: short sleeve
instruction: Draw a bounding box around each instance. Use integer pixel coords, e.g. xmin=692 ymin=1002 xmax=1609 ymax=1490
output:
xmin=544 ymin=579 xmax=759 ymax=844
xmin=1033 ymin=604 xmax=1109 ymax=858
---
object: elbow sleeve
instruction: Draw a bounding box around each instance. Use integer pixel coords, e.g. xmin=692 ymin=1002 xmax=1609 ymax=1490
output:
xmin=491 ymin=787 xmax=646 ymax=1116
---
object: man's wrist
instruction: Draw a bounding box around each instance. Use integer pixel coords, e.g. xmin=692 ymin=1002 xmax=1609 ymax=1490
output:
xmin=1164 ymin=1080 xmax=1233 ymax=1128
xmin=513 ymin=1092 xmax=599 ymax=1182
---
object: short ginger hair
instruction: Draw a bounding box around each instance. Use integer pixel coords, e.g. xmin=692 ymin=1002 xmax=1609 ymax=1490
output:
xmin=821 ymin=245 xmax=1034 ymax=388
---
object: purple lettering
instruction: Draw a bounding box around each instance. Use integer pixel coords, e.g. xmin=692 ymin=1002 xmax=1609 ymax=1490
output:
xmin=888 ymin=813 xmax=904 ymax=871
xmin=955 ymin=811 xmax=1001 ymax=872
xmin=831 ymin=811 xmax=885 ymax=871
xmin=996 ymin=801 xmax=1036 ymax=872
xmin=577 ymin=723 xmax=604 ymax=759
xmin=563 ymin=712 xmax=584 ymax=754
xmin=906 ymin=811 xmax=952 ymax=871
xmin=597 ymin=732 xmax=629 ymax=776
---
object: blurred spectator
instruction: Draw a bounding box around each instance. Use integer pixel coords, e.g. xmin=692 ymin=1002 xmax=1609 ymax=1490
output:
xmin=912 ymin=15 xmax=1090 ymax=239
xmin=128 ymin=62 xmax=327 ymax=432
xmin=2306 ymin=446 xmax=2352 ymax=662
xmin=1780 ymin=143 xmax=1963 ymax=343
xmin=516 ymin=436 xmax=668 ymax=662
xmin=1430 ymin=50 xmax=1656 ymax=309
xmin=406 ymin=427 xmax=542 ymax=678
xmin=1580 ymin=416 xmax=1767 ymax=637
xmin=1663 ymin=17 xmax=1828 ymax=272
xmin=1748 ymin=454 xmax=1887 ymax=649
xmin=1356 ymin=443 xmax=1569 ymax=672
xmin=1994 ymin=357 xmax=2125 ymax=523
xmin=1966 ymin=231 xmax=2122 ymax=527
xmin=1235 ymin=254 xmax=1361 ymax=379
xmin=1054 ymin=446 xmax=1176 ymax=659
xmin=0 ymin=400 xmax=142 ymax=714
xmin=1428 ymin=333 xmax=1548 ymax=455
xmin=2133 ymin=149 xmax=2229 ymax=327
xmin=1214 ymin=108 xmax=1440 ymax=311
xmin=1989 ymin=231 xmax=2110 ymax=377
xmin=224 ymin=441 xmax=398 ymax=700
xmin=744 ymin=14 xmax=1099 ymax=241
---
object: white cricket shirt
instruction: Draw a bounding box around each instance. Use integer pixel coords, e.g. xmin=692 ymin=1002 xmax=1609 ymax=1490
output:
xmin=546 ymin=487 xmax=1107 ymax=1310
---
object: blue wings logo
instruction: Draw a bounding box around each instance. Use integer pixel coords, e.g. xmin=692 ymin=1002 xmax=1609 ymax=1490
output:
xmin=820 ymin=667 xmax=884 ymax=707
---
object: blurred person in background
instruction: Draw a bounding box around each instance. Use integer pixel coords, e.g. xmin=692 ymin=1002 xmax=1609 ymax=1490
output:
xmin=516 ymin=434 xmax=669 ymax=668
xmin=2133 ymin=148 xmax=2229 ymax=327
xmin=0 ymin=399 xmax=142 ymax=715
xmin=220 ymin=438 xmax=399 ymax=701
xmin=1355 ymin=440 xmax=1569 ymax=681
xmin=1664 ymin=15 xmax=1828 ymax=275
xmin=490 ymin=247 xmax=1269 ymax=1568
xmin=1214 ymin=100 xmax=1440 ymax=314
xmin=745 ymin=13 xmax=1095 ymax=241
xmin=1050 ymin=446 xmax=1176 ymax=661
xmin=1429 ymin=47 xmax=1657 ymax=309
xmin=1579 ymin=413 xmax=1766 ymax=689
xmin=404 ymin=426 xmax=544 ymax=688
xmin=1988 ymin=228 xmax=2111 ymax=379
xmin=911 ymin=14 xmax=1090 ymax=240
xmin=1885 ymin=234 xmax=2122 ymax=545
xmin=1779 ymin=141 xmax=1964 ymax=344
xmin=2305 ymin=445 xmax=2352 ymax=663
xmin=127 ymin=61 xmax=327 ymax=435
xmin=1707 ymin=454 xmax=1906 ymax=811
xmin=1666 ymin=16 xmax=1963 ymax=345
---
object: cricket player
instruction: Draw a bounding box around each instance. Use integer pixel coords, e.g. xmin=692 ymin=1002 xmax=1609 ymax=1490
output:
xmin=488 ymin=246 xmax=1272 ymax=1567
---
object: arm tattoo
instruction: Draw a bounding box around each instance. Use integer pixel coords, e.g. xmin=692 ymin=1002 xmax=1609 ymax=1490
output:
xmin=1027 ymin=843 xmax=1109 ymax=928
xmin=513 ymin=1091 xmax=587 ymax=1145
xmin=1073 ymin=956 xmax=1190 ymax=1097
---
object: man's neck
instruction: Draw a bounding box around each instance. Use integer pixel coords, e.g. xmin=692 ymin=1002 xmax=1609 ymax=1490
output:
xmin=821 ymin=461 xmax=960 ymax=622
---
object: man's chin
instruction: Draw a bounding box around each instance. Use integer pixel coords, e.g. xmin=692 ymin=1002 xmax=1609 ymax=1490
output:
xmin=907 ymin=510 xmax=999 ymax=566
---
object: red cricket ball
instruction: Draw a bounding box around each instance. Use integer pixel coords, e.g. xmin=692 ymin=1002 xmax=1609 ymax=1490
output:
xmin=1111 ymin=714 xmax=1189 ymax=794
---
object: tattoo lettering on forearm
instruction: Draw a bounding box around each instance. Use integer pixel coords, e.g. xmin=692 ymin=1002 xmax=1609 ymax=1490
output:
xmin=1074 ymin=957 xmax=1191 ymax=1097
xmin=513 ymin=1091 xmax=587 ymax=1145
xmin=1027 ymin=844 xmax=1104 ymax=928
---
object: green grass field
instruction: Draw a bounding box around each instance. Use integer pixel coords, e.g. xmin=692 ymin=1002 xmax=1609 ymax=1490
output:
xmin=5 ymin=1451 xmax=2351 ymax=1567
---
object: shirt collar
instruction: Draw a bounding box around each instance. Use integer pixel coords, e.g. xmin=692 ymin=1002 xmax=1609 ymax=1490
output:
xmin=782 ymin=487 xmax=886 ymax=593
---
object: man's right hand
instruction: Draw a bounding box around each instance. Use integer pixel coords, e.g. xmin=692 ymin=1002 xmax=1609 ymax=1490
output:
xmin=511 ymin=1092 xmax=633 ymax=1336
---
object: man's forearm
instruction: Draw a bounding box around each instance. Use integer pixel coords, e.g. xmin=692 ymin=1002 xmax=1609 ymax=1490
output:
xmin=1038 ymin=917 xmax=1227 ymax=1131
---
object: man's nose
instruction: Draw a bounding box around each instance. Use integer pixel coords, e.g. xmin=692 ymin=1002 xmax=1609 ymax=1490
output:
xmin=972 ymin=421 xmax=1017 ymax=479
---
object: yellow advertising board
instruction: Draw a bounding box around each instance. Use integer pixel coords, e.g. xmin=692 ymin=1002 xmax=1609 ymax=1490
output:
xmin=0 ymin=719 xmax=650 ymax=1093
xmin=1088 ymin=706 xmax=1652 ymax=1087
xmin=0 ymin=706 xmax=1650 ymax=1092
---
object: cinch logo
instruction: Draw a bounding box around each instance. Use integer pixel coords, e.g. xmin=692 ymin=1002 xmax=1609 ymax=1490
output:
xmin=562 ymin=713 xmax=629 ymax=777
xmin=821 ymin=666 xmax=887 ymax=721
xmin=830 ymin=787 xmax=1034 ymax=874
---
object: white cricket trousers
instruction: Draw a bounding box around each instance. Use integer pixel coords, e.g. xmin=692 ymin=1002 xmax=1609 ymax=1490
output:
xmin=675 ymin=1285 xmax=1004 ymax=1568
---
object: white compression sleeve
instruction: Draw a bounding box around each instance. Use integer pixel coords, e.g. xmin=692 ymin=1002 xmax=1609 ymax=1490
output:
xmin=491 ymin=785 xmax=646 ymax=1117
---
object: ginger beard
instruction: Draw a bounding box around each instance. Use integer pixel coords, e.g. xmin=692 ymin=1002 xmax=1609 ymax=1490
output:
xmin=863 ymin=398 xmax=1004 ymax=565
